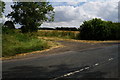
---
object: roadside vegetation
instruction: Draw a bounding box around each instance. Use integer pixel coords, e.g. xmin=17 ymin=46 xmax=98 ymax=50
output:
xmin=79 ymin=18 xmax=120 ymax=40
xmin=1 ymin=2 xmax=56 ymax=57
xmin=2 ymin=25 xmax=57 ymax=57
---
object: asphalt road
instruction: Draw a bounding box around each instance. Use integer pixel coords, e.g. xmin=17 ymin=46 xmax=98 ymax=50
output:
xmin=2 ymin=41 xmax=120 ymax=79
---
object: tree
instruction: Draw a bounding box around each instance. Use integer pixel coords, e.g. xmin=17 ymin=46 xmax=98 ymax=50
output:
xmin=7 ymin=2 xmax=54 ymax=33
xmin=79 ymin=18 xmax=119 ymax=40
xmin=0 ymin=0 xmax=5 ymax=17
xmin=111 ymin=23 xmax=120 ymax=40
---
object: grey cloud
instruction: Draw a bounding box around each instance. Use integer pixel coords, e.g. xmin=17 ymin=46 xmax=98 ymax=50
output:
xmin=42 ymin=2 xmax=118 ymax=27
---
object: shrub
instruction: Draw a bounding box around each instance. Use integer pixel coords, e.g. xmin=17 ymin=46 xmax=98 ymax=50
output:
xmin=79 ymin=18 xmax=120 ymax=40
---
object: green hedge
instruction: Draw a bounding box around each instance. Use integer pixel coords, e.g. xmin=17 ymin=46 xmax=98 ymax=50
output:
xmin=79 ymin=18 xmax=120 ymax=40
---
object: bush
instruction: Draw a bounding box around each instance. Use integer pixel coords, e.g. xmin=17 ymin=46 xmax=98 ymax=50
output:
xmin=79 ymin=18 xmax=120 ymax=40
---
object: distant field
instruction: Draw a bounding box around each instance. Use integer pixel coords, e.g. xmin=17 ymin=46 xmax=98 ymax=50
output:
xmin=39 ymin=30 xmax=79 ymax=33
xmin=37 ymin=30 xmax=79 ymax=39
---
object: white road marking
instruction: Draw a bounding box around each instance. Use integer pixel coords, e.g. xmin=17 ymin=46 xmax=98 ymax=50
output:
xmin=108 ymin=58 xmax=114 ymax=61
xmin=74 ymin=70 xmax=80 ymax=73
xmin=51 ymin=67 xmax=89 ymax=80
xmin=85 ymin=66 xmax=90 ymax=70
xmin=94 ymin=63 xmax=99 ymax=66
xmin=51 ymin=57 xmax=115 ymax=80
xmin=80 ymin=68 xmax=84 ymax=71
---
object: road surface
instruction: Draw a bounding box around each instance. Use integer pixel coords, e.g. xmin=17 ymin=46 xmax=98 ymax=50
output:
xmin=2 ymin=40 xmax=120 ymax=79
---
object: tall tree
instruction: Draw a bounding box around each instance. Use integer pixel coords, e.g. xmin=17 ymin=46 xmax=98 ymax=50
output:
xmin=0 ymin=0 xmax=5 ymax=17
xmin=7 ymin=2 xmax=54 ymax=33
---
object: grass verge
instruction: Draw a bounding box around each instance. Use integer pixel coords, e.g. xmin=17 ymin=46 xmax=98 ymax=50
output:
xmin=2 ymin=29 xmax=59 ymax=57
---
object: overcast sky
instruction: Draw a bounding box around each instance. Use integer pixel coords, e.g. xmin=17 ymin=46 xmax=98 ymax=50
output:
xmin=1 ymin=0 xmax=119 ymax=28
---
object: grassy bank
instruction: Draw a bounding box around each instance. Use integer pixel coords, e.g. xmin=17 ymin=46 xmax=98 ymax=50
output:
xmin=37 ymin=30 xmax=79 ymax=39
xmin=2 ymin=29 xmax=57 ymax=57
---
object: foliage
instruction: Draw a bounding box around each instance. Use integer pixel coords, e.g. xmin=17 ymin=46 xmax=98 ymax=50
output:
xmin=0 ymin=0 xmax=5 ymax=17
xmin=4 ymin=21 xmax=16 ymax=29
xmin=79 ymin=18 xmax=120 ymax=40
xmin=2 ymin=27 xmax=15 ymax=34
xmin=55 ymin=27 xmax=79 ymax=31
xmin=38 ymin=27 xmax=79 ymax=31
xmin=7 ymin=2 xmax=54 ymax=33
xmin=111 ymin=23 xmax=120 ymax=40
xmin=39 ymin=27 xmax=55 ymax=30
xmin=2 ymin=28 xmax=51 ymax=57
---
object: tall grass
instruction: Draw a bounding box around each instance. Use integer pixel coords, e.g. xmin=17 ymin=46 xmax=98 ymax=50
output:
xmin=2 ymin=28 xmax=79 ymax=57
xmin=37 ymin=30 xmax=79 ymax=39
xmin=2 ymin=28 xmax=51 ymax=57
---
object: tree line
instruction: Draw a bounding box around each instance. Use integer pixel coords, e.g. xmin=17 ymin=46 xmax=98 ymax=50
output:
xmin=38 ymin=27 xmax=79 ymax=31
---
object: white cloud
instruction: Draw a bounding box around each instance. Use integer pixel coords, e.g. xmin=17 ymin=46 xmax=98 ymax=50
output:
xmin=4 ymin=2 xmax=13 ymax=16
xmin=48 ymin=0 xmax=87 ymax=2
xmin=81 ymin=2 xmax=118 ymax=21
xmin=2 ymin=1 xmax=118 ymax=28
xmin=0 ymin=2 xmax=13 ymax=23
xmin=48 ymin=0 xmax=119 ymax=2
xmin=1 ymin=0 xmax=13 ymax=2
xmin=41 ymin=1 xmax=118 ymax=28
xmin=87 ymin=0 xmax=119 ymax=2
xmin=2 ymin=0 xmax=119 ymax=2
